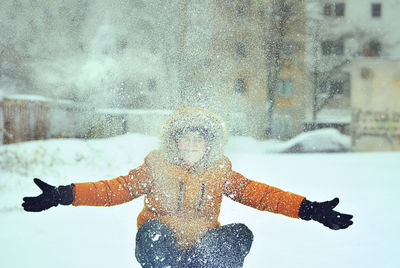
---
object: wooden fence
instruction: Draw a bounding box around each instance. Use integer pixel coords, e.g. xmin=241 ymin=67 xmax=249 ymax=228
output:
xmin=1 ymin=98 xmax=50 ymax=144
xmin=1 ymin=95 xmax=172 ymax=145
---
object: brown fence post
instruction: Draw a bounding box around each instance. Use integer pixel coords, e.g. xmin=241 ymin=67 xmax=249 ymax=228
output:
xmin=3 ymin=101 xmax=14 ymax=144
xmin=2 ymin=98 xmax=50 ymax=144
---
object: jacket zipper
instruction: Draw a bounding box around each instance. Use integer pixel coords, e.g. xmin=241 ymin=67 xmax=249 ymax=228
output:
xmin=197 ymin=183 xmax=206 ymax=212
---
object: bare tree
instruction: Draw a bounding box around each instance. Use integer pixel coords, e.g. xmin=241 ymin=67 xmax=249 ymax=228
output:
xmin=264 ymin=0 xmax=304 ymax=137
xmin=307 ymin=1 xmax=385 ymax=123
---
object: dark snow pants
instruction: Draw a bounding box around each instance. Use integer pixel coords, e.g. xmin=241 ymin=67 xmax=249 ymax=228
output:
xmin=135 ymin=219 xmax=253 ymax=268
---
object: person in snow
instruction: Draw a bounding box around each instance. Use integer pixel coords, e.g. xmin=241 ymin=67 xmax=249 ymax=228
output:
xmin=22 ymin=107 xmax=353 ymax=267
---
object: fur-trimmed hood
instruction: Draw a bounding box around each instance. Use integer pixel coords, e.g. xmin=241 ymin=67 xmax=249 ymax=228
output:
xmin=159 ymin=107 xmax=228 ymax=170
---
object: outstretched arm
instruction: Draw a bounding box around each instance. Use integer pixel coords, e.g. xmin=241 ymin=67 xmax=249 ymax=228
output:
xmin=72 ymin=163 xmax=151 ymax=207
xmin=22 ymin=163 xmax=151 ymax=212
xmin=224 ymin=170 xmax=353 ymax=229
xmin=22 ymin=178 xmax=74 ymax=212
xmin=224 ymin=170 xmax=305 ymax=218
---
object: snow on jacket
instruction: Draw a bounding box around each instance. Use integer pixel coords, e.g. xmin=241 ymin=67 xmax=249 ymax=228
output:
xmin=72 ymin=107 xmax=305 ymax=248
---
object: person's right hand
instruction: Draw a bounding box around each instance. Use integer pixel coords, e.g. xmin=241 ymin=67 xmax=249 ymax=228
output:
xmin=22 ymin=178 xmax=74 ymax=212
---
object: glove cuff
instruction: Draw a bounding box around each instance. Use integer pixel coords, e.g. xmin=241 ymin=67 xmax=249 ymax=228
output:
xmin=298 ymin=199 xmax=315 ymax=221
xmin=57 ymin=184 xmax=74 ymax=205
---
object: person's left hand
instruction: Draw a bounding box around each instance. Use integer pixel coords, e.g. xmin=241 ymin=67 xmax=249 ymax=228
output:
xmin=299 ymin=198 xmax=353 ymax=230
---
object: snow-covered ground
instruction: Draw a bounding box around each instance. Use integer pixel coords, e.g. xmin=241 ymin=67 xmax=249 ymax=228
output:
xmin=1 ymin=133 xmax=399 ymax=268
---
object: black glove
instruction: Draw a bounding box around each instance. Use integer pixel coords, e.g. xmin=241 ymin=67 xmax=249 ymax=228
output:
xmin=22 ymin=178 xmax=74 ymax=212
xmin=298 ymin=198 xmax=353 ymax=230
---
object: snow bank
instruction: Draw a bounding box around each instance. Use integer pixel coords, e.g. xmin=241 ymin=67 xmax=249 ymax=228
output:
xmin=0 ymin=134 xmax=158 ymax=177
xmin=1 ymin=129 xmax=349 ymax=177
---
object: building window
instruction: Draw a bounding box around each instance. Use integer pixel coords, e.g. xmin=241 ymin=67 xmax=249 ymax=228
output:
xmin=234 ymin=78 xmax=246 ymax=95
xmin=335 ymin=3 xmax=345 ymax=16
xmin=330 ymin=81 xmax=344 ymax=94
xmin=369 ymin=41 xmax=381 ymax=56
xmin=270 ymin=1 xmax=294 ymax=18
xmin=236 ymin=42 xmax=247 ymax=58
xmin=323 ymin=3 xmax=332 ymax=16
xmin=321 ymin=40 xmax=344 ymax=55
xmin=372 ymin=3 xmax=382 ymax=17
xmin=276 ymin=79 xmax=293 ymax=97
xmin=323 ymin=3 xmax=345 ymax=17
xmin=362 ymin=40 xmax=381 ymax=57
xmin=319 ymin=80 xmax=344 ymax=95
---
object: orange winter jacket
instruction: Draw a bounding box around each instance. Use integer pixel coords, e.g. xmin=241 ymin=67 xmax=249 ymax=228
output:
xmin=73 ymin=150 xmax=305 ymax=249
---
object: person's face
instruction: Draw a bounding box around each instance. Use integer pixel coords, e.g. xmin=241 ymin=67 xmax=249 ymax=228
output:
xmin=177 ymin=131 xmax=206 ymax=165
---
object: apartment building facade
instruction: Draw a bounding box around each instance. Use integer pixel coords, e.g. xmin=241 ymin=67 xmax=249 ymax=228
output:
xmin=305 ymin=0 xmax=400 ymax=135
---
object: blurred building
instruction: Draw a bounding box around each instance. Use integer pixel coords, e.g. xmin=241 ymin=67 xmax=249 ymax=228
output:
xmin=305 ymin=0 xmax=400 ymax=138
xmin=1 ymin=0 xmax=310 ymax=141
xmin=350 ymin=59 xmax=400 ymax=151
xmin=11 ymin=1 xmax=400 ymax=144
xmin=177 ymin=0 xmax=307 ymax=139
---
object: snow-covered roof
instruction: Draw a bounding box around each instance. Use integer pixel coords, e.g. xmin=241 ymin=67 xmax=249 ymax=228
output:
xmin=2 ymin=94 xmax=52 ymax=103
xmin=0 ymin=94 xmax=172 ymax=115
xmin=0 ymin=94 xmax=81 ymax=109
